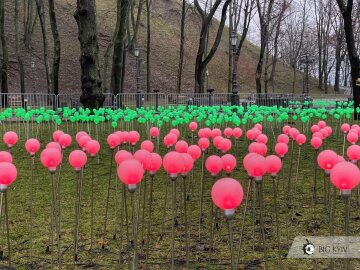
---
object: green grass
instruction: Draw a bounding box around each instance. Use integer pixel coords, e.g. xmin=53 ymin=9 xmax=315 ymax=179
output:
xmin=0 ymin=118 xmax=359 ymax=269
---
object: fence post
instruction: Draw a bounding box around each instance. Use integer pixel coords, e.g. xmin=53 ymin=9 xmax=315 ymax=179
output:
xmin=154 ymin=89 xmax=160 ymax=112
xmin=207 ymin=88 xmax=214 ymax=106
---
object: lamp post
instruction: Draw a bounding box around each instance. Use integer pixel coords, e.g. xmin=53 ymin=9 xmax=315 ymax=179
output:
xmin=230 ymin=31 xmax=239 ymax=106
xmin=135 ymin=47 xmax=142 ymax=108
xmin=205 ymin=69 xmax=209 ymax=91
xmin=31 ymin=60 xmax=37 ymax=107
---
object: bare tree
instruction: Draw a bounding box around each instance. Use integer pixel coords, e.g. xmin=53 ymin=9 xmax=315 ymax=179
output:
xmin=24 ymin=0 xmax=37 ymax=49
xmin=194 ymin=0 xmax=232 ymax=93
xmin=0 ymin=0 xmax=9 ymax=106
xmin=15 ymin=0 xmax=26 ymax=103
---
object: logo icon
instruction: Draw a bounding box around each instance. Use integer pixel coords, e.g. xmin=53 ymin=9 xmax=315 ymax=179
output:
xmin=303 ymin=239 xmax=315 ymax=255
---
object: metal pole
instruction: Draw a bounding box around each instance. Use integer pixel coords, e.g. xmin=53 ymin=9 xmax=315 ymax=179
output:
xmin=231 ymin=45 xmax=239 ymax=106
xmin=136 ymin=54 xmax=141 ymax=108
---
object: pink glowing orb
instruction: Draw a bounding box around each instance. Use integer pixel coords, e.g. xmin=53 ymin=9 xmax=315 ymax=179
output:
xmin=58 ymin=134 xmax=72 ymax=149
xmin=295 ymin=134 xmax=306 ymax=146
xmin=232 ymin=128 xmax=242 ymax=139
xmin=189 ymin=122 xmax=198 ymax=132
xmin=282 ymin=125 xmax=291 ymax=134
xmin=133 ymin=150 xmax=152 ymax=169
xmin=141 ymin=140 xmax=154 ymax=152
xmin=205 ymin=155 xmax=223 ymax=176
xmin=0 ymin=151 xmax=12 ymax=163
xmin=40 ymin=148 xmax=62 ymax=172
xmin=198 ymin=138 xmax=210 ymax=151
xmin=52 ymin=130 xmax=64 ymax=142
xmin=341 ymin=123 xmax=350 ymax=134
xmin=163 ymin=151 xmax=184 ymax=176
xmin=0 ymin=162 xmax=17 ymax=187
xmin=181 ymin=153 xmax=194 ymax=175
xmin=221 ymin=154 xmax=237 ymax=173
xmin=146 ymin=153 xmax=162 ymax=174
xmin=254 ymin=124 xmax=263 ymax=131
xmin=211 ymin=128 xmax=222 ymax=138
xmin=256 ymin=134 xmax=268 ymax=144
xmin=248 ymin=142 xmax=267 ymax=156
xmin=319 ymin=129 xmax=329 ymax=139
xmin=246 ymin=129 xmax=256 ymax=141
xmin=86 ymin=140 xmax=100 ymax=156
xmin=163 ymin=133 xmax=178 ymax=148
xmin=289 ymin=128 xmax=300 ymax=140
xmin=211 ymin=178 xmax=243 ymax=210
xmin=117 ymin=159 xmax=144 ymax=185
xmin=218 ymin=138 xmax=232 ymax=153
xmin=318 ymin=121 xmax=326 ymax=128
xmin=107 ymin=134 xmax=120 ymax=149
xmin=213 ymin=136 xmax=224 ymax=149
xmin=46 ymin=142 xmax=62 ymax=152
xmin=187 ymin=145 xmax=202 ymax=160
xmin=25 ymin=139 xmax=40 ymax=156
xmin=78 ymin=135 xmax=91 ymax=150
xmin=346 ymin=132 xmax=358 ymax=144
xmin=198 ymin=129 xmax=205 ymax=138
xmin=310 ymin=137 xmax=323 ymax=149
xmin=311 ymin=125 xmax=320 ymax=133
xmin=68 ymin=150 xmax=87 ymax=171
xmin=175 ymin=140 xmax=189 ymax=153
xmin=346 ymin=145 xmax=360 ymax=162
xmin=265 ymin=155 xmax=282 ymax=176
xmin=224 ymin=128 xmax=233 ymax=138
xmin=312 ymin=132 xmax=323 ymax=139
xmin=3 ymin=131 xmax=18 ymax=147
xmin=274 ymin=143 xmax=288 ymax=157
xmin=330 ymin=161 xmax=360 ymax=191
xmin=203 ymin=128 xmax=212 ymax=138
xmin=277 ymin=134 xmax=289 ymax=144
xmin=75 ymin=131 xmax=88 ymax=142
xmin=317 ymin=150 xmax=338 ymax=173
xmin=128 ymin=131 xmax=140 ymax=145
xmin=150 ymin=127 xmax=160 ymax=138
xmin=115 ymin=150 xmax=133 ymax=165
xmin=243 ymin=154 xmax=267 ymax=180
xmin=170 ymin=128 xmax=180 ymax=138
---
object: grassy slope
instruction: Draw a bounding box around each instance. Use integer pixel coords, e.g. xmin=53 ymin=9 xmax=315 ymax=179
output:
xmin=4 ymin=0 xmax=322 ymax=95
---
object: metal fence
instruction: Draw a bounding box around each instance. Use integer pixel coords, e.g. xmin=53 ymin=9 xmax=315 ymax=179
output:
xmin=0 ymin=92 xmax=352 ymax=110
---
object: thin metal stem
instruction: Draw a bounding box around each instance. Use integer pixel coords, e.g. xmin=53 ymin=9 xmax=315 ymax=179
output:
xmin=171 ymin=180 xmax=176 ymax=270
xmin=131 ymin=192 xmax=139 ymax=270
xmin=198 ymin=151 xmax=205 ymax=240
xmin=90 ymin=157 xmax=95 ymax=250
xmin=182 ymin=176 xmax=189 ymax=269
xmin=227 ymin=218 xmax=235 ymax=270
xmin=4 ymin=192 xmax=11 ymax=268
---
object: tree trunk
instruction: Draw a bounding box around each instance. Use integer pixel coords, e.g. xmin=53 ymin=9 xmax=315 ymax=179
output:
xmin=74 ymin=0 xmax=104 ymax=109
xmin=146 ymin=0 xmax=151 ymax=94
xmin=15 ymin=0 xmax=26 ymax=106
xmin=35 ymin=0 xmax=52 ymax=94
xmin=176 ymin=0 xmax=186 ymax=93
xmin=24 ymin=0 xmax=36 ymax=49
xmin=110 ymin=0 xmax=131 ymax=95
xmin=0 ymin=0 xmax=8 ymax=107
xmin=48 ymin=0 xmax=61 ymax=95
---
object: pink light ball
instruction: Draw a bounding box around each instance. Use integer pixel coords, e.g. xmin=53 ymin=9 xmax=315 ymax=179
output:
xmin=107 ymin=133 xmax=120 ymax=149
xmin=133 ymin=150 xmax=152 ymax=169
xmin=40 ymin=148 xmax=62 ymax=172
xmin=25 ymin=139 xmax=40 ymax=156
xmin=346 ymin=145 xmax=360 ymax=162
xmin=256 ymin=134 xmax=268 ymax=144
xmin=213 ymin=136 xmax=223 ymax=149
xmin=141 ymin=140 xmax=154 ymax=152
xmin=170 ymin=128 xmax=180 ymax=138
xmin=243 ymin=154 xmax=267 ymax=181
xmin=232 ymin=128 xmax=242 ymax=139
xmin=150 ymin=127 xmax=160 ymax=138
xmin=198 ymin=138 xmax=210 ymax=151
xmin=46 ymin=142 xmax=62 ymax=152
xmin=282 ymin=125 xmax=291 ymax=134
xmin=218 ymin=138 xmax=232 ymax=153
xmin=277 ymin=134 xmax=289 ymax=144
xmin=205 ymin=155 xmax=223 ymax=176
xmin=224 ymin=128 xmax=233 ymax=138
xmin=58 ymin=134 xmax=72 ymax=149
xmin=289 ymin=128 xmax=300 ymax=140
xmin=163 ymin=151 xmax=184 ymax=177
xmin=164 ymin=133 xmax=178 ymax=148
xmin=86 ymin=140 xmax=100 ymax=156
xmin=274 ymin=143 xmax=288 ymax=157
xmin=310 ymin=137 xmax=323 ymax=149
xmin=341 ymin=123 xmax=350 ymax=133
xmin=311 ymin=125 xmax=320 ymax=133
xmin=248 ymin=142 xmax=267 ymax=156
xmin=117 ymin=159 xmax=144 ymax=191
xmin=246 ymin=129 xmax=256 ymax=141
xmin=318 ymin=121 xmax=326 ymax=128
xmin=319 ymin=129 xmax=329 ymax=139
xmin=221 ymin=154 xmax=237 ymax=174
xmin=211 ymin=128 xmax=222 ymax=138
xmin=189 ymin=122 xmax=198 ymax=132
xmin=115 ymin=150 xmax=133 ymax=165
xmin=254 ymin=124 xmax=263 ymax=131
xmin=330 ymin=161 xmax=360 ymax=193
xmin=52 ymin=130 xmax=64 ymax=142
xmin=128 ymin=131 xmax=140 ymax=145
xmin=211 ymin=178 xmax=243 ymax=214
xmin=198 ymin=129 xmax=205 ymax=138
xmin=146 ymin=153 xmax=162 ymax=174
xmin=68 ymin=150 xmax=87 ymax=171
xmin=78 ymin=135 xmax=91 ymax=150
xmin=265 ymin=155 xmax=282 ymax=176
xmin=3 ymin=131 xmax=18 ymax=148
xmin=75 ymin=131 xmax=88 ymax=142
xmin=317 ymin=150 xmax=338 ymax=173
xmin=203 ymin=128 xmax=212 ymax=138
xmin=346 ymin=132 xmax=358 ymax=145
xmin=187 ymin=145 xmax=201 ymax=160
xmin=312 ymin=132 xmax=323 ymax=139
xmin=0 ymin=162 xmax=17 ymax=190
xmin=295 ymin=134 xmax=306 ymax=146
xmin=181 ymin=153 xmax=194 ymax=176
xmin=0 ymin=151 xmax=13 ymax=163
xmin=175 ymin=140 xmax=189 ymax=153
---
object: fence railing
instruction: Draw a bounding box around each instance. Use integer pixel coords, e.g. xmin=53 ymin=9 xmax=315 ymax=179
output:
xmin=0 ymin=92 xmax=352 ymax=110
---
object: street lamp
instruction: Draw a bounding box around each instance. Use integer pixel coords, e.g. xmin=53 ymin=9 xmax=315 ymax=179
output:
xmin=134 ymin=47 xmax=142 ymax=108
xmin=230 ymin=31 xmax=239 ymax=106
